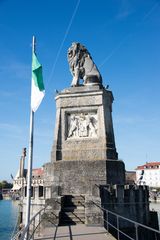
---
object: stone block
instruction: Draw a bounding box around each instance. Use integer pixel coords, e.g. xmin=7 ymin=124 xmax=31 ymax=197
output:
xmin=48 ymin=159 xmax=125 ymax=197
xmin=85 ymin=195 xmax=103 ymax=226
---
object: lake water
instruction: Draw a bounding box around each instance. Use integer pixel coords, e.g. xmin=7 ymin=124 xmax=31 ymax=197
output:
xmin=0 ymin=200 xmax=19 ymax=240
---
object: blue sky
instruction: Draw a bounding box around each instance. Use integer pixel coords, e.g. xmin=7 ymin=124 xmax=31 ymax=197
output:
xmin=0 ymin=0 xmax=160 ymax=181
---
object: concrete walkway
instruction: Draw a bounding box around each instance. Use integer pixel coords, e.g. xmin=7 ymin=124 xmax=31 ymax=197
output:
xmin=35 ymin=224 xmax=116 ymax=240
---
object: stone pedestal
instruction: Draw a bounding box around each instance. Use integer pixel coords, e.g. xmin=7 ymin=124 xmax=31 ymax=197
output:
xmin=44 ymin=160 xmax=125 ymax=196
xmin=51 ymin=85 xmax=118 ymax=162
xmin=45 ymin=85 xmax=126 ymax=225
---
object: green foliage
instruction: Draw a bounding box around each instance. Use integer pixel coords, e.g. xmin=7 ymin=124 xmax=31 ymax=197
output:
xmin=0 ymin=180 xmax=13 ymax=189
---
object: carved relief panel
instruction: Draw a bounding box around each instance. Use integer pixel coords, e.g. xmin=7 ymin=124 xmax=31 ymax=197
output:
xmin=67 ymin=111 xmax=98 ymax=139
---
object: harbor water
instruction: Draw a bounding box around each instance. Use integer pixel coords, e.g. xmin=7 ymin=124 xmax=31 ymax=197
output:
xmin=0 ymin=200 xmax=19 ymax=240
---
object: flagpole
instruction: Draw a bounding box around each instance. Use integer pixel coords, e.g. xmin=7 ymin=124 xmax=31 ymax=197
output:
xmin=25 ymin=36 xmax=36 ymax=229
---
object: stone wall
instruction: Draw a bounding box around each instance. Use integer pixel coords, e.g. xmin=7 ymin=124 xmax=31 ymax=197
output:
xmin=99 ymin=184 xmax=159 ymax=239
xmin=44 ymin=160 xmax=125 ymax=196
xmin=100 ymin=184 xmax=150 ymax=224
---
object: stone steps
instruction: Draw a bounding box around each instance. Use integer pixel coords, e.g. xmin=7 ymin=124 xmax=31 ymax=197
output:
xmin=63 ymin=196 xmax=85 ymax=206
xmin=60 ymin=195 xmax=85 ymax=225
xmin=61 ymin=211 xmax=85 ymax=218
xmin=62 ymin=206 xmax=85 ymax=212
xmin=63 ymin=202 xmax=85 ymax=207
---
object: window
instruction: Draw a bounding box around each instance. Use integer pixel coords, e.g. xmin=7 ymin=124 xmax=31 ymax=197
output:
xmin=25 ymin=186 xmax=34 ymax=197
xmin=39 ymin=186 xmax=44 ymax=197
xmin=31 ymin=186 xmax=33 ymax=197
xmin=25 ymin=186 xmax=27 ymax=197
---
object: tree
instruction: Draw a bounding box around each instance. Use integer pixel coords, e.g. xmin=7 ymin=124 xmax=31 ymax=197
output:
xmin=0 ymin=180 xmax=13 ymax=189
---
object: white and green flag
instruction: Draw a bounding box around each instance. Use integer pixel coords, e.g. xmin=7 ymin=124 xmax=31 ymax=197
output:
xmin=31 ymin=52 xmax=45 ymax=112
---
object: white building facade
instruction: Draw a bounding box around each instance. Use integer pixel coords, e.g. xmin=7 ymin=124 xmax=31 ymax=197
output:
xmin=136 ymin=162 xmax=160 ymax=188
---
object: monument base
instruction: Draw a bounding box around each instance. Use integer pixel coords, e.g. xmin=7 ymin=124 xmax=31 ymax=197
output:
xmin=51 ymin=85 xmax=118 ymax=162
xmin=43 ymin=159 xmax=125 ymax=225
xmin=45 ymin=159 xmax=125 ymax=196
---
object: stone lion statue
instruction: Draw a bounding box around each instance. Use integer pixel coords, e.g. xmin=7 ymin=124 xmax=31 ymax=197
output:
xmin=67 ymin=42 xmax=102 ymax=87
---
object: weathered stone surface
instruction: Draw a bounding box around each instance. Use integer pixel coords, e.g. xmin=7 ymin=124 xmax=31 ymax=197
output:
xmin=44 ymin=159 xmax=125 ymax=197
xmin=51 ymin=85 xmax=118 ymax=162
xmin=85 ymin=196 xmax=103 ymax=226
xmin=99 ymin=184 xmax=152 ymax=231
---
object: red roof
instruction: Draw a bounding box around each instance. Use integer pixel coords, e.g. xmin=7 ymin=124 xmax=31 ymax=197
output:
xmin=136 ymin=162 xmax=160 ymax=170
xmin=32 ymin=168 xmax=44 ymax=176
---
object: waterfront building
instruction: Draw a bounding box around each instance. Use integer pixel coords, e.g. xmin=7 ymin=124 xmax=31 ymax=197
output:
xmin=11 ymin=147 xmax=44 ymax=198
xmin=11 ymin=148 xmax=27 ymax=193
xmin=12 ymin=167 xmax=44 ymax=195
xmin=136 ymin=162 xmax=160 ymax=188
xmin=11 ymin=170 xmax=26 ymax=193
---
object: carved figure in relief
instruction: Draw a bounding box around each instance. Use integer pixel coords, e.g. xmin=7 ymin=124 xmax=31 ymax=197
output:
xmin=68 ymin=115 xmax=78 ymax=137
xmin=87 ymin=115 xmax=97 ymax=137
xmin=67 ymin=42 xmax=102 ymax=87
xmin=68 ymin=113 xmax=97 ymax=138
xmin=78 ymin=114 xmax=88 ymax=137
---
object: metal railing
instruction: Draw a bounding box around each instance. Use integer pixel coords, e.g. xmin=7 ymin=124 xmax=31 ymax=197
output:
xmin=92 ymin=201 xmax=160 ymax=240
xmin=11 ymin=203 xmax=22 ymax=240
xmin=11 ymin=204 xmax=58 ymax=240
xmin=11 ymin=191 xmax=160 ymax=240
